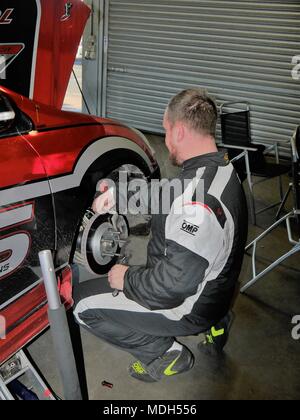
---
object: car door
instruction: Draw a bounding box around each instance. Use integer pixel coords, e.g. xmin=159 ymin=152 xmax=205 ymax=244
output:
xmin=0 ymin=93 xmax=55 ymax=310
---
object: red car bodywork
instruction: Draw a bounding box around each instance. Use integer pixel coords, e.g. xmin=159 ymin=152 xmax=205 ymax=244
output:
xmin=0 ymin=86 xmax=156 ymax=190
xmin=0 ymin=87 xmax=158 ymax=365
xmin=0 ymin=0 xmax=159 ymax=365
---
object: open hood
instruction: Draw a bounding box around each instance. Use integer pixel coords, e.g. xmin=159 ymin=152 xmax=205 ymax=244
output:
xmin=0 ymin=0 xmax=90 ymax=109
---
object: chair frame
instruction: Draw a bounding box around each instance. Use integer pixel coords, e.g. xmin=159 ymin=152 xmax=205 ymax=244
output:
xmin=240 ymin=210 xmax=300 ymax=293
xmin=219 ymin=101 xmax=285 ymax=225
xmin=240 ymin=127 xmax=300 ymax=293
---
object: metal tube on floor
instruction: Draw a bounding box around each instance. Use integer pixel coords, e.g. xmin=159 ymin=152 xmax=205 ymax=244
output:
xmin=39 ymin=250 xmax=83 ymax=401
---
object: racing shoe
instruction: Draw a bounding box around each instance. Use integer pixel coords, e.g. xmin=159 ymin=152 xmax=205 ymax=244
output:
xmin=198 ymin=311 xmax=235 ymax=356
xmin=129 ymin=344 xmax=195 ymax=383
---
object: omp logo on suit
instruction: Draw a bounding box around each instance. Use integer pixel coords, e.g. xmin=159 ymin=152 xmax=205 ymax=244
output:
xmin=181 ymin=220 xmax=199 ymax=236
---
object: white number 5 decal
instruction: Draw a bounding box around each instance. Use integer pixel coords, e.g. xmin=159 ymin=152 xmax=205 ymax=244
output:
xmin=0 ymin=203 xmax=33 ymax=279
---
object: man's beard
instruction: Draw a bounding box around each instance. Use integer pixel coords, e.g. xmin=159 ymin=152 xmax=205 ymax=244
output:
xmin=169 ymin=152 xmax=181 ymax=167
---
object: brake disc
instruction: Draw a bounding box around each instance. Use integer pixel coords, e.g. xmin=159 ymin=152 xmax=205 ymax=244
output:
xmin=75 ymin=211 xmax=129 ymax=275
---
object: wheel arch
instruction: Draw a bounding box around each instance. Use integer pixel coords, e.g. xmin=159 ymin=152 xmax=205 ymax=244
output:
xmin=77 ymin=135 xmax=157 ymax=209
xmin=65 ymin=136 xmax=158 ymax=266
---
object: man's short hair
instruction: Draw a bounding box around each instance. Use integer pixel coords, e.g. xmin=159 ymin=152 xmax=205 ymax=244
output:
xmin=167 ymin=88 xmax=218 ymax=137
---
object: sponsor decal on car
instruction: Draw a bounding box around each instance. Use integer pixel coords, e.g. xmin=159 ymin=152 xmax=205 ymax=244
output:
xmin=0 ymin=43 xmax=25 ymax=78
xmin=0 ymin=8 xmax=14 ymax=25
xmin=0 ymin=202 xmax=34 ymax=280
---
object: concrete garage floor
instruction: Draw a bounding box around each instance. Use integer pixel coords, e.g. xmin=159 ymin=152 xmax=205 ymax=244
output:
xmin=28 ymin=135 xmax=300 ymax=400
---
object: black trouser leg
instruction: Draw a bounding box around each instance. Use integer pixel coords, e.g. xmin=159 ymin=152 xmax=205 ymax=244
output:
xmin=73 ymin=278 xmax=211 ymax=363
xmin=77 ymin=308 xmax=173 ymax=364
xmin=73 ymin=279 xmax=174 ymax=364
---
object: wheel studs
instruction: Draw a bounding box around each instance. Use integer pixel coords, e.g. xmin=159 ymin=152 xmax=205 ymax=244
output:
xmin=102 ymin=252 xmax=122 ymax=258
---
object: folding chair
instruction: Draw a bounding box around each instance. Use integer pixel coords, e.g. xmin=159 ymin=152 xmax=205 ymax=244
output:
xmin=241 ymin=127 xmax=300 ymax=293
xmin=220 ymin=101 xmax=290 ymax=224
xmin=276 ymin=127 xmax=300 ymax=221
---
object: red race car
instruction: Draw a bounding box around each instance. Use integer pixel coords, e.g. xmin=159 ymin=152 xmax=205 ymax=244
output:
xmin=0 ymin=0 xmax=159 ymax=364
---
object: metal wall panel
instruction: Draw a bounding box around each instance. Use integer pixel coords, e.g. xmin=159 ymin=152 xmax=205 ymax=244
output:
xmin=102 ymin=0 xmax=300 ymax=152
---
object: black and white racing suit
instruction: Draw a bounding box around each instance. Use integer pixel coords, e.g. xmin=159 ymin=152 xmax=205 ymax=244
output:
xmin=73 ymin=152 xmax=248 ymax=364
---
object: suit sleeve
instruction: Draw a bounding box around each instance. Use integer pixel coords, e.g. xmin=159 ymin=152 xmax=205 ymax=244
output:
xmin=123 ymin=204 xmax=225 ymax=310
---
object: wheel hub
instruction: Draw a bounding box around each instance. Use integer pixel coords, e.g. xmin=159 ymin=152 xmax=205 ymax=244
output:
xmin=75 ymin=212 xmax=129 ymax=275
xmin=91 ymin=215 xmax=128 ymax=265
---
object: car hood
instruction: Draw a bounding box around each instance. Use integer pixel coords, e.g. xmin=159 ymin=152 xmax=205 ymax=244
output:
xmin=0 ymin=0 xmax=90 ymax=109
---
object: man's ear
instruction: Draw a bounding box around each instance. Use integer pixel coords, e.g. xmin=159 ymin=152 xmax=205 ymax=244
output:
xmin=175 ymin=121 xmax=185 ymax=144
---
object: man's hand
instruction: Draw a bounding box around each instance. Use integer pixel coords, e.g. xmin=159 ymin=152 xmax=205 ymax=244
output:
xmin=92 ymin=180 xmax=116 ymax=214
xmin=108 ymin=265 xmax=129 ymax=291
